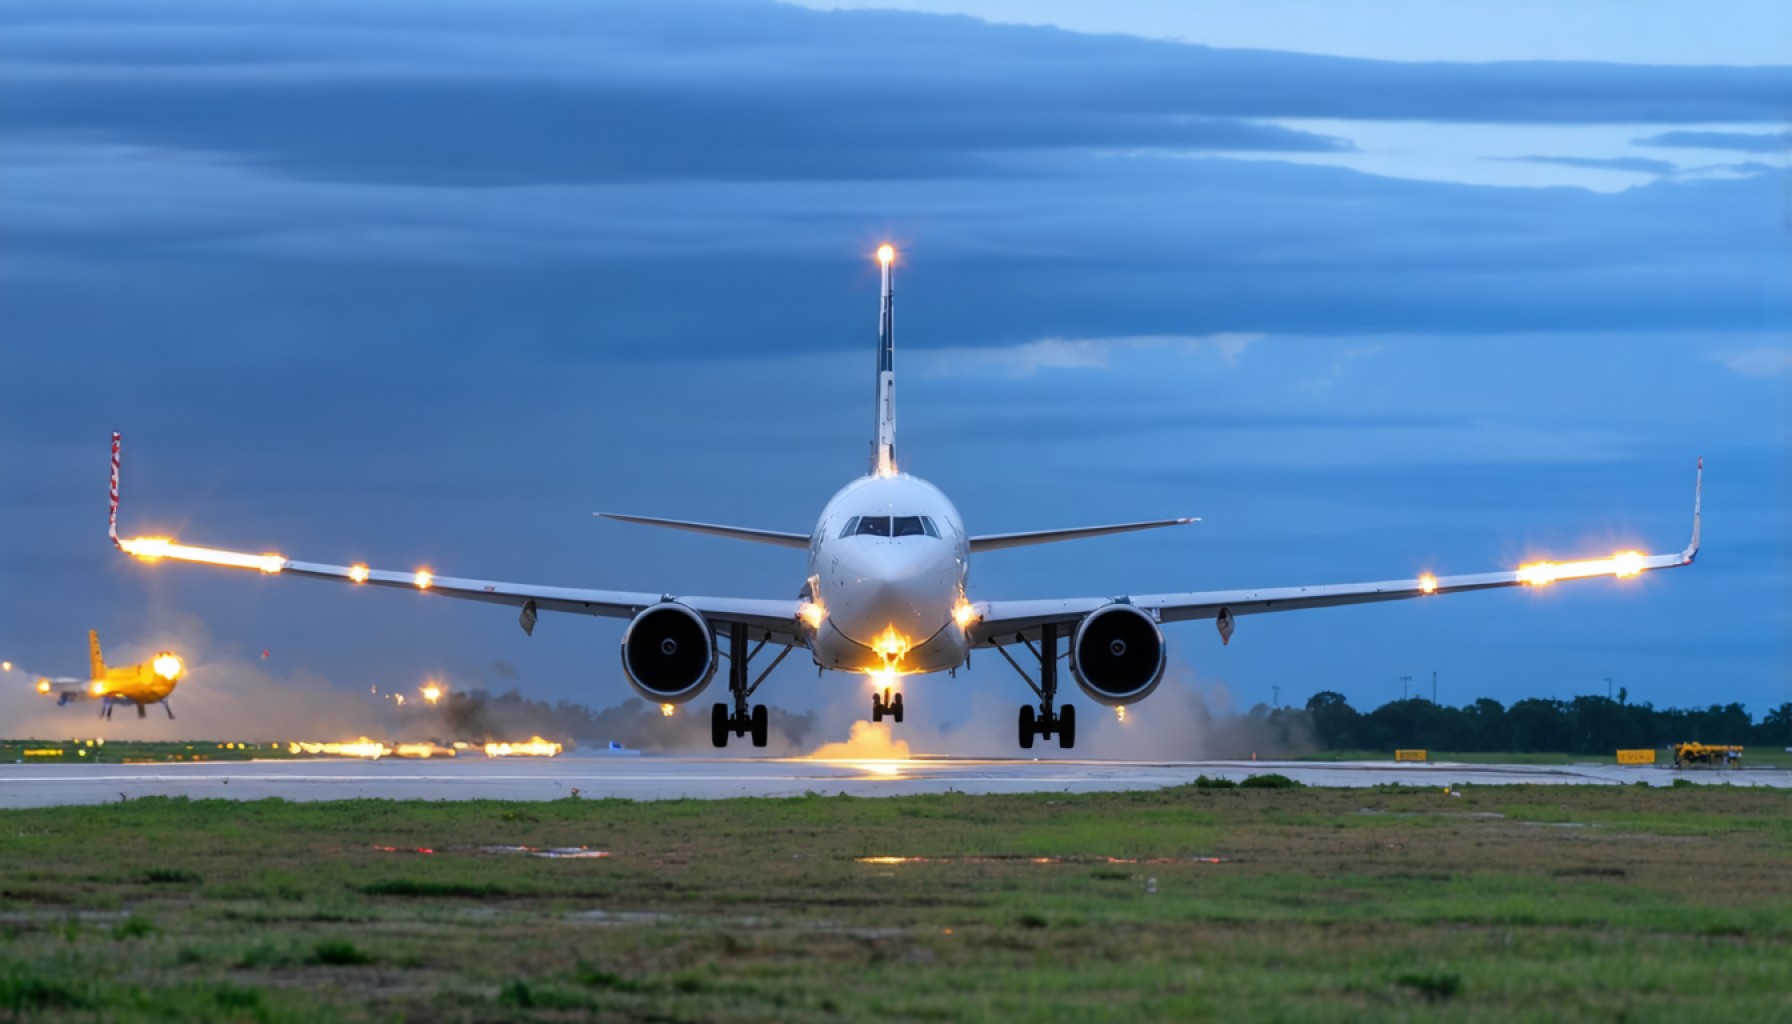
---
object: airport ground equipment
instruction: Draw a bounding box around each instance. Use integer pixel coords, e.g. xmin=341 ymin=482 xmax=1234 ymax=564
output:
xmin=1673 ymin=742 xmax=1743 ymax=768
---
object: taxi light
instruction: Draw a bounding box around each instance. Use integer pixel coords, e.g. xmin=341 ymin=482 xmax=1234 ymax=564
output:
xmin=870 ymin=626 xmax=912 ymax=666
xmin=1418 ymin=574 xmax=1438 ymax=594
xmin=152 ymin=654 xmax=183 ymax=680
xmin=349 ymin=564 xmax=370 ymax=583
xmin=414 ymin=569 xmax=433 ymax=589
xmin=952 ymin=600 xmax=979 ymax=630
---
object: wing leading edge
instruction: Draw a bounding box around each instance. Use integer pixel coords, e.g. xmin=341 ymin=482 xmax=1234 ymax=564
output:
xmin=973 ymin=460 xmax=1702 ymax=646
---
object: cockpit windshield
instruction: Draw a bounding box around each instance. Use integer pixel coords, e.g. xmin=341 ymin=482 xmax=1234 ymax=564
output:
xmin=840 ymin=515 xmax=941 ymax=539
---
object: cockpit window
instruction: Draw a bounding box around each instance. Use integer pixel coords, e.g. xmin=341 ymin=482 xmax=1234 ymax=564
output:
xmin=845 ymin=515 xmax=941 ymax=539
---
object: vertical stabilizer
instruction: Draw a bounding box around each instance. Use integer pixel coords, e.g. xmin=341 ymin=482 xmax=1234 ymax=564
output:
xmin=871 ymin=244 xmax=897 ymax=476
xmin=89 ymin=630 xmax=105 ymax=679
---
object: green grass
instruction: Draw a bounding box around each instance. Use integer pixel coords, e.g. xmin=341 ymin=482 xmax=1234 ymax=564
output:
xmin=2 ymin=786 xmax=1791 ymax=1021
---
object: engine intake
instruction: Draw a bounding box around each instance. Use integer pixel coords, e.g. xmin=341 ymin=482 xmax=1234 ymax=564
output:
xmin=620 ymin=603 xmax=715 ymax=703
xmin=1070 ymin=603 xmax=1166 ymax=705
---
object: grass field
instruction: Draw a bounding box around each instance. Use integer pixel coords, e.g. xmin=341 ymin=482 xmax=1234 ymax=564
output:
xmin=4 ymin=782 xmax=1792 ymax=1022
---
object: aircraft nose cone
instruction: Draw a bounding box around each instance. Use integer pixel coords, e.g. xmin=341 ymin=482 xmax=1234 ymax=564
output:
xmin=827 ymin=543 xmax=954 ymax=656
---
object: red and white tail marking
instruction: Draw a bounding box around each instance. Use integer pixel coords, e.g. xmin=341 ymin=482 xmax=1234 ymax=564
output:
xmin=108 ymin=432 xmax=121 ymax=546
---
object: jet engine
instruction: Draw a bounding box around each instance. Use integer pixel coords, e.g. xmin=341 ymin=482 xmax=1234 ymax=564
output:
xmin=1069 ymin=603 xmax=1166 ymax=705
xmin=620 ymin=603 xmax=716 ymax=703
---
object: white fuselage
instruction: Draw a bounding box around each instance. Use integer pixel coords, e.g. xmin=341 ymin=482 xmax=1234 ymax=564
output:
xmin=805 ymin=473 xmax=970 ymax=676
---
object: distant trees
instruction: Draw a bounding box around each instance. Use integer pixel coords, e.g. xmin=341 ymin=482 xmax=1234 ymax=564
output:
xmin=1300 ymin=692 xmax=1792 ymax=754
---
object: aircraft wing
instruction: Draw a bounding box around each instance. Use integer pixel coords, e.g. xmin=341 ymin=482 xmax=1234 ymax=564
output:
xmin=31 ymin=676 xmax=90 ymax=697
xmin=116 ymin=548 xmax=804 ymax=643
xmin=106 ymin=437 xmax=803 ymax=642
xmin=972 ymin=461 xmax=1701 ymax=647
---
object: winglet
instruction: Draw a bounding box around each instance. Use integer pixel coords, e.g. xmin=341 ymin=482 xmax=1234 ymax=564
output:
xmin=108 ymin=432 xmax=121 ymax=548
xmin=1683 ymin=456 xmax=1701 ymax=562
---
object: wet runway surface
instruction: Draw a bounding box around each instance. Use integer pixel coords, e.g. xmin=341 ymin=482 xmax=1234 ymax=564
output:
xmin=3 ymin=756 xmax=1788 ymax=808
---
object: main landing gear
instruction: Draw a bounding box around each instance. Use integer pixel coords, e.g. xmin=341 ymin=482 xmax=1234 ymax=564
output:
xmin=710 ymin=622 xmax=793 ymax=750
xmin=995 ymin=621 xmax=1077 ymax=750
xmin=101 ymin=699 xmax=173 ymax=721
xmin=871 ymin=687 xmax=904 ymax=724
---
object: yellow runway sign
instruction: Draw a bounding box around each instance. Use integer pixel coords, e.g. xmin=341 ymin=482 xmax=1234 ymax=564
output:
xmin=1395 ymin=749 xmax=1428 ymax=762
xmin=1616 ymin=749 xmax=1657 ymax=765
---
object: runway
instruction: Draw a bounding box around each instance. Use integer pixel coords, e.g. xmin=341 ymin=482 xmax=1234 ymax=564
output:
xmin=2 ymin=755 xmax=1788 ymax=808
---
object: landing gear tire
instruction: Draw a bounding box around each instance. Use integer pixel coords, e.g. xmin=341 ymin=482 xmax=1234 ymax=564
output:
xmin=1057 ymin=703 xmax=1076 ymax=750
xmin=871 ymin=692 xmax=885 ymax=723
xmin=891 ymin=692 xmax=904 ymax=724
xmin=711 ymin=703 xmax=729 ymax=749
xmin=1019 ymin=705 xmax=1036 ymax=750
xmin=750 ymin=704 xmax=769 ymax=748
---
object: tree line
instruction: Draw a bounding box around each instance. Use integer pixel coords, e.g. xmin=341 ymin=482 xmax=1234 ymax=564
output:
xmin=1299 ymin=691 xmax=1792 ymax=754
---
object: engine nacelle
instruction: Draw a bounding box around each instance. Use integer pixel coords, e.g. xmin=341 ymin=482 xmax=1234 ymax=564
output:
xmin=1070 ymin=603 xmax=1166 ymax=706
xmin=619 ymin=603 xmax=716 ymax=704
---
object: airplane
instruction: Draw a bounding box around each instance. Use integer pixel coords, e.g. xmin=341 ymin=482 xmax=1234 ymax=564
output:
xmin=105 ymin=244 xmax=1701 ymax=750
xmin=16 ymin=630 xmax=186 ymax=719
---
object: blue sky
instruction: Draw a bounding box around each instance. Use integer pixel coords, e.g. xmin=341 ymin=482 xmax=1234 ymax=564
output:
xmin=1 ymin=0 xmax=1787 ymax=748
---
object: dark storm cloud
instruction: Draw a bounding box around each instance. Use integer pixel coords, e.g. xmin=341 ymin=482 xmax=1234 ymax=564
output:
xmin=1635 ymin=130 xmax=1792 ymax=153
xmin=3 ymin=0 xmax=1790 ymax=187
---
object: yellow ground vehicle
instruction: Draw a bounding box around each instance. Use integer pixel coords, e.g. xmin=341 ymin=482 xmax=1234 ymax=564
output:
xmin=27 ymin=631 xmax=186 ymax=720
xmin=1673 ymin=742 xmax=1742 ymax=768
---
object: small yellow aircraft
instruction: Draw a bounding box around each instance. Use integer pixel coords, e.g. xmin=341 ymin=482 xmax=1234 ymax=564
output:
xmin=23 ymin=631 xmax=186 ymax=720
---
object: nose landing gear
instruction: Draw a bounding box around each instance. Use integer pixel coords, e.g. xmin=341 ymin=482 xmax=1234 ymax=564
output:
xmin=995 ymin=621 xmax=1077 ymax=750
xmin=871 ymin=688 xmax=904 ymax=724
xmin=710 ymin=622 xmax=792 ymax=750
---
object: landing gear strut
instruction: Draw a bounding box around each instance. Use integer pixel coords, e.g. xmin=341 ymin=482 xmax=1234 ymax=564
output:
xmin=710 ymin=622 xmax=791 ymax=750
xmin=995 ymin=622 xmax=1077 ymax=750
xmin=871 ymin=688 xmax=904 ymax=724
